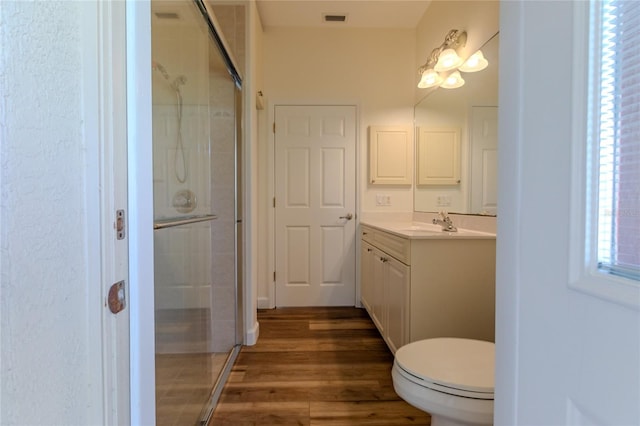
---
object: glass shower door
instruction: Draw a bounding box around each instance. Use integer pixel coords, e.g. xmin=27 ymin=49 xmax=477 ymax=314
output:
xmin=151 ymin=1 xmax=241 ymax=424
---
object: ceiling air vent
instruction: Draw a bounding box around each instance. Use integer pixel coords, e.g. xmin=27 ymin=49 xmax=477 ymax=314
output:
xmin=323 ymin=14 xmax=348 ymax=23
xmin=154 ymin=12 xmax=180 ymax=20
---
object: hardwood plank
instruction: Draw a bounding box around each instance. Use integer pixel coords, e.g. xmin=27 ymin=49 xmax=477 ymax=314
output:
xmin=308 ymin=319 xmax=377 ymax=330
xmin=310 ymin=401 xmax=430 ymax=425
xmin=219 ymin=380 xmax=401 ymax=403
xmin=209 ymin=307 xmax=430 ymax=425
xmin=241 ymin=337 xmax=388 ymax=353
xmin=213 ymin=401 xmax=310 ymax=425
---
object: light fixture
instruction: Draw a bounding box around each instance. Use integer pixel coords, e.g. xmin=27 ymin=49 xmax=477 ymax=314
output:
xmin=459 ymin=50 xmax=488 ymax=72
xmin=440 ymin=71 xmax=465 ymax=89
xmin=416 ymin=29 xmax=489 ymax=90
xmin=417 ymin=68 xmax=443 ymax=89
xmin=434 ymin=48 xmax=464 ymax=72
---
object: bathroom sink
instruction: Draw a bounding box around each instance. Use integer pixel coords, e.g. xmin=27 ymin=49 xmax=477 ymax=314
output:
xmin=398 ymin=223 xmax=442 ymax=232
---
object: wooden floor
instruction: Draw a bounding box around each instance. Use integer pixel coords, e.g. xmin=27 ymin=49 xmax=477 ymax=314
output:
xmin=210 ymin=307 xmax=430 ymax=425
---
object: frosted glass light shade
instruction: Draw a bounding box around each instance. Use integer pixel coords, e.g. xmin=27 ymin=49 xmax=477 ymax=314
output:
xmin=459 ymin=50 xmax=488 ymax=72
xmin=434 ymin=48 xmax=464 ymax=72
xmin=417 ymin=69 xmax=443 ymax=89
xmin=440 ymin=71 xmax=465 ymax=89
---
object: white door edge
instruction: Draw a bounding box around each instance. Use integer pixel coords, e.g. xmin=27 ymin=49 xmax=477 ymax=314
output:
xmin=126 ymin=1 xmax=156 ymax=425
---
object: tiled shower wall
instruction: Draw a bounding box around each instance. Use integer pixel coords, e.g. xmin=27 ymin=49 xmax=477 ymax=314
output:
xmin=152 ymin=5 xmax=245 ymax=352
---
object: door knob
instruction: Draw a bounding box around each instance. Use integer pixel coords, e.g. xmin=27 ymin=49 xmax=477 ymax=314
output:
xmin=339 ymin=213 xmax=353 ymax=220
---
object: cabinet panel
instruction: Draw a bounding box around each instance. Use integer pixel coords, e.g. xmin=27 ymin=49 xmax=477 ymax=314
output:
xmin=360 ymin=241 xmax=374 ymax=312
xmin=385 ymin=256 xmax=410 ymax=353
xmin=371 ymin=250 xmax=386 ymax=334
xmin=416 ymin=127 xmax=461 ymax=185
xmin=368 ymin=126 xmax=412 ymax=185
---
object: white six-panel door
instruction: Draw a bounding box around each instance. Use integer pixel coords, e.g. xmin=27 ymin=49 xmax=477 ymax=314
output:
xmin=274 ymin=105 xmax=356 ymax=306
xmin=470 ymin=106 xmax=498 ymax=215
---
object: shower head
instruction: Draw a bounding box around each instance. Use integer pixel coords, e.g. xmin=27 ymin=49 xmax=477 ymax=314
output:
xmin=152 ymin=60 xmax=171 ymax=80
xmin=153 ymin=60 xmax=187 ymax=92
xmin=172 ymin=75 xmax=187 ymax=90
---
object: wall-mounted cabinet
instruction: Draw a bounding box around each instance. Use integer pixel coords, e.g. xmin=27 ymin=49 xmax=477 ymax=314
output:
xmin=416 ymin=126 xmax=461 ymax=185
xmin=368 ymin=126 xmax=412 ymax=185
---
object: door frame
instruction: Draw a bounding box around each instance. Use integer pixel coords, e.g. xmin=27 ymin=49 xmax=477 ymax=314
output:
xmin=85 ymin=0 xmax=133 ymax=423
xmin=266 ymin=102 xmax=361 ymax=308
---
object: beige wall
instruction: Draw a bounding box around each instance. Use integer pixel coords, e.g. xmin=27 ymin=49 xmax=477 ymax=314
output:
xmin=261 ymin=26 xmax=417 ymax=213
xmin=255 ymin=1 xmax=499 ymax=307
xmin=257 ymin=26 xmax=416 ymax=306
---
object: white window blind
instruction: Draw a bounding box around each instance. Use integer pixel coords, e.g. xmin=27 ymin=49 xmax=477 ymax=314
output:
xmin=592 ymin=0 xmax=640 ymax=281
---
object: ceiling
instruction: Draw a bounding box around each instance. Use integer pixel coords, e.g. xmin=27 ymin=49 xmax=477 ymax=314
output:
xmin=255 ymin=0 xmax=432 ymax=29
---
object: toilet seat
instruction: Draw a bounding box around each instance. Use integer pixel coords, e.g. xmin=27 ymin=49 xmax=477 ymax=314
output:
xmin=394 ymin=338 xmax=495 ymax=400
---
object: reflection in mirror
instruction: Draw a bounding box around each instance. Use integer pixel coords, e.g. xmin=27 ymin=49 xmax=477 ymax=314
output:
xmin=414 ymin=33 xmax=499 ymax=215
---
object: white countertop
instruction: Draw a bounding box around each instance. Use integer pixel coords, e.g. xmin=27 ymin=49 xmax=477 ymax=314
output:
xmin=360 ymin=220 xmax=496 ymax=240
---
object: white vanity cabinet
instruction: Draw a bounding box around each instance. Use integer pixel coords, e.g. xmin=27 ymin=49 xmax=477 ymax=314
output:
xmin=360 ymin=224 xmax=495 ymax=353
xmin=361 ymin=226 xmax=410 ymax=353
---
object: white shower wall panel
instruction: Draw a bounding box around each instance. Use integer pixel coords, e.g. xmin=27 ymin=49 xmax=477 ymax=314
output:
xmin=154 ymin=222 xmax=213 ymax=310
xmin=152 ymin=104 xmax=212 ymax=220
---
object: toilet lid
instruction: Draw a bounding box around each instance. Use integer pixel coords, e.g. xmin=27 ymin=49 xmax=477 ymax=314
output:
xmin=395 ymin=338 xmax=494 ymax=397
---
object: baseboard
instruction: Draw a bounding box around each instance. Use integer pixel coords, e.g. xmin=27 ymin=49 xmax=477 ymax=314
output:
xmin=245 ymin=320 xmax=259 ymax=346
xmin=257 ymin=296 xmax=272 ymax=309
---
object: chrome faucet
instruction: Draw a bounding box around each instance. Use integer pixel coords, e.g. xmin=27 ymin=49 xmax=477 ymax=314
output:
xmin=432 ymin=211 xmax=457 ymax=232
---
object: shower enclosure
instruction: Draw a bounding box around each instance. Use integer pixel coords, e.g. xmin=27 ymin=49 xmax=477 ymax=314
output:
xmin=151 ymin=1 xmax=243 ymax=424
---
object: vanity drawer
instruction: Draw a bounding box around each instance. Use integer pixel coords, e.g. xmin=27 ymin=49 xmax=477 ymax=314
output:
xmin=361 ymin=225 xmax=375 ymax=244
xmin=361 ymin=225 xmax=410 ymax=265
xmin=374 ymin=230 xmax=410 ymax=265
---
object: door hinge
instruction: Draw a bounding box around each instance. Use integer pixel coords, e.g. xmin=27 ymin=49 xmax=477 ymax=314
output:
xmin=108 ymin=280 xmax=126 ymax=314
xmin=273 ymin=271 xmax=276 ymax=281
xmin=116 ymin=209 xmax=125 ymax=240
xmin=273 ymin=197 xmax=276 ymax=208
xmin=273 ymin=122 xmax=275 ymax=133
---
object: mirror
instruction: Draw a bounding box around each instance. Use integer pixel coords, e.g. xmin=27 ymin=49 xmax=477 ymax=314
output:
xmin=414 ymin=33 xmax=499 ymax=215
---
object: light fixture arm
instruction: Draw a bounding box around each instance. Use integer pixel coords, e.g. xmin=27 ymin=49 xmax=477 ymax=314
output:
xmin=417 ymin=29 xmax=467 ymax=76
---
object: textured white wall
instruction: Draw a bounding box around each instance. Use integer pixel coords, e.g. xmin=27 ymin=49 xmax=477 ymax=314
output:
xmin=1 ymin=1 xmax=99 ymax=423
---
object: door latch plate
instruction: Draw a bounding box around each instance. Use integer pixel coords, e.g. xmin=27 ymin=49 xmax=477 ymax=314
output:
xmin=116 ymin=209 xmax=125 ymax=240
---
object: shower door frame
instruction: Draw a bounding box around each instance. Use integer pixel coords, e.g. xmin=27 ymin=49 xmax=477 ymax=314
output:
xmin=126 ymin=0 xmax=245 ymax=423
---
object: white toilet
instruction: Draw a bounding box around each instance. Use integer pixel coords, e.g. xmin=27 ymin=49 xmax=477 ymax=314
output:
xmin=392 ymin=338 xmax=495 ymax=426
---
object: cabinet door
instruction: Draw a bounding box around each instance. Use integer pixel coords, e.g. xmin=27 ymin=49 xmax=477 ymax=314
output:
xmin=370 ymin=249 xmax=386 ymax=334
xmin=416 ymin=126 xmax=461 ymax=185
xmin=385 ymin=256 xmax=410 ymax=353
xmin=360 ymin=241 xmax=374 ymax=312
xmin=368 ymin=126 xmax=412 ymax=185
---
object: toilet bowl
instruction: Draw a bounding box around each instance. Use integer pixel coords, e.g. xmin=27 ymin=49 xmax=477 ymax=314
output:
xmin=392 ymin=338 xmax=495 ymax=426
